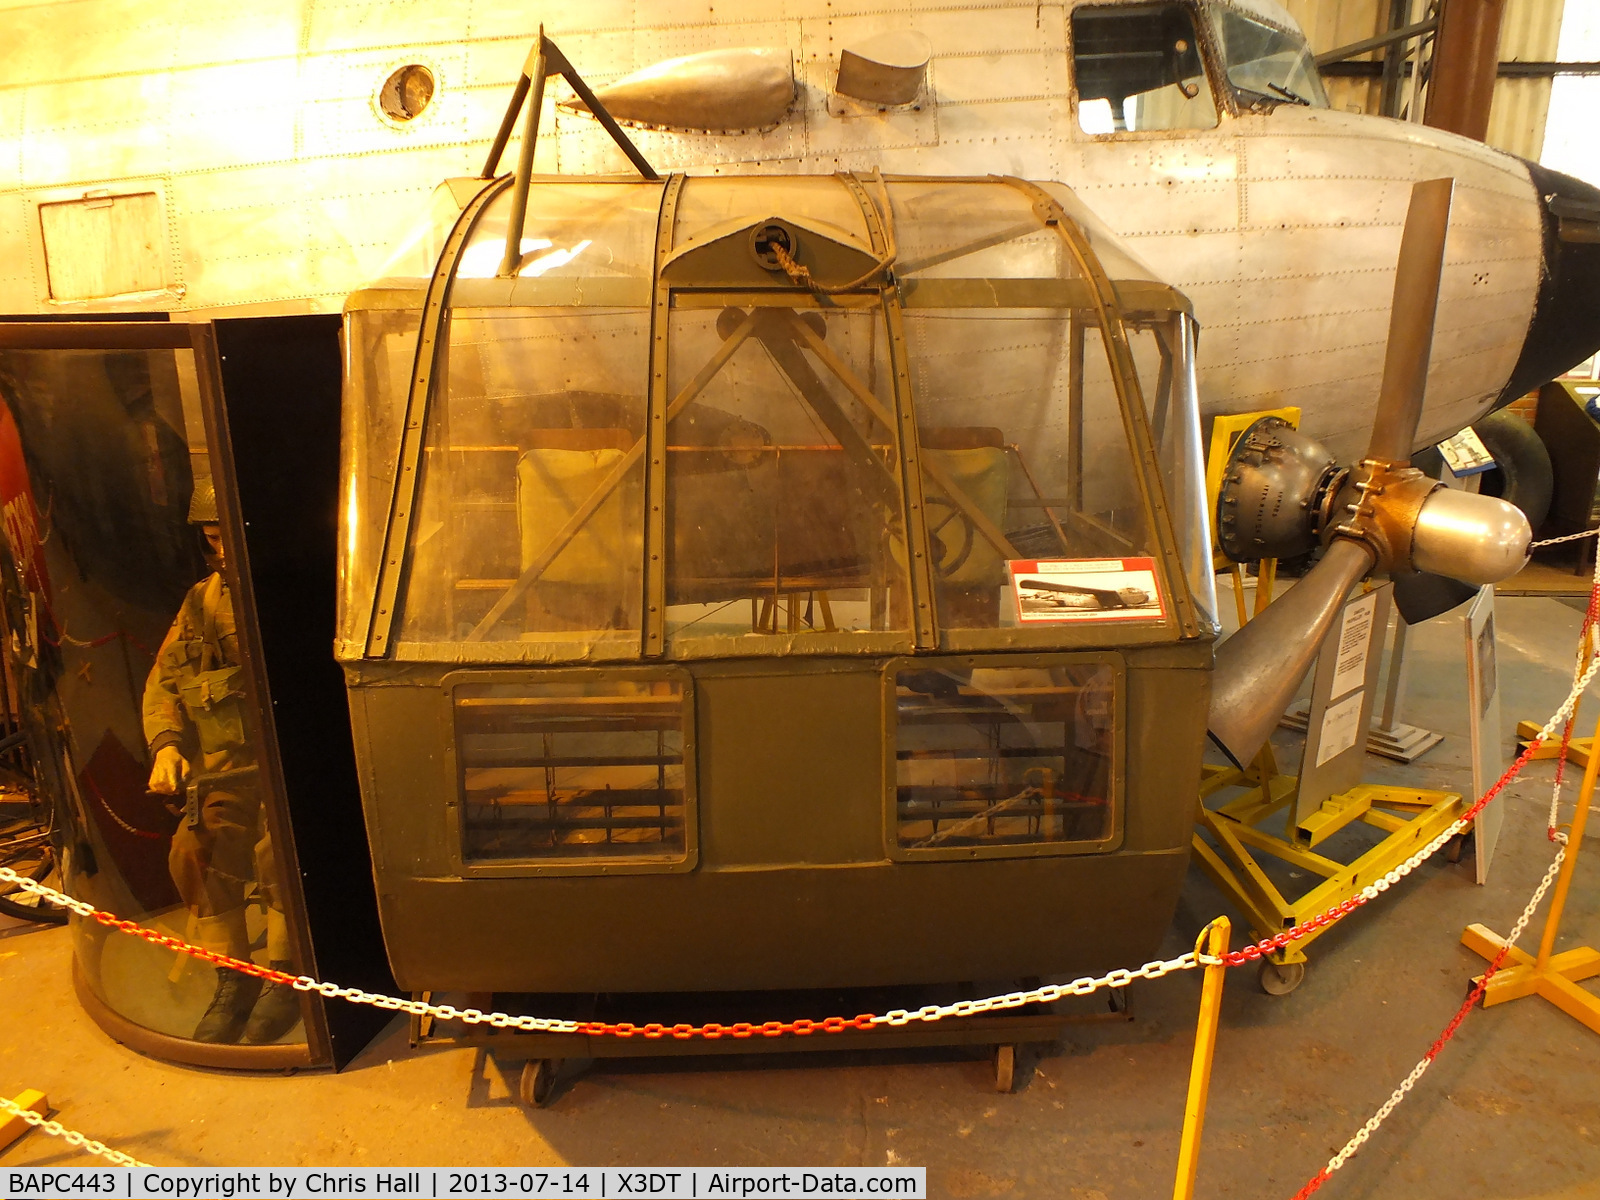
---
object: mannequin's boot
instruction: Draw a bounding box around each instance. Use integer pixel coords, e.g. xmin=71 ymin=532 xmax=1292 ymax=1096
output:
xmin=191 ymin=910 xmax=257 ymax=1044
xmin=242 ymin=963 xmax=302 ymax=1044
xmin=194 ymin=969 xmax=263 ymax=1043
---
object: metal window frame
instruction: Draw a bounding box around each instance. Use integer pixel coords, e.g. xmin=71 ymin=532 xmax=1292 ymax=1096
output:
xmin=441 ymin=665 xmax=698 ymax=878
xmin=881 ymin=651 xmax=1127 ymax=862
xmin=1064 ymin=0 xmax=1232 ymax=133
xmin=361 ymin=172 xmax=1202 ymax=662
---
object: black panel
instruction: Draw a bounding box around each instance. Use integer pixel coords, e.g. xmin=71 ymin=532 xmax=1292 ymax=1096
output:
xmin=214 ymin=315 xmax=395 ymax=1069
xmin=1495 ymin=161 xmax=1600 ymax=405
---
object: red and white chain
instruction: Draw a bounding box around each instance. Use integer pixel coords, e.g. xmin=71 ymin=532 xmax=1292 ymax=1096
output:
xmin=0 ymin=1094 xmax=151 ymax=1169
xmin=1291 ymin=553 xmax=1600 ymax=1197
xmin=0 ymin=864 xmax=1204 ymax=1037
xmin=1293 ymin=843 xmax=1568 ymax=1199
xmin=1545 ymin=540 xmax=1600 ymax=840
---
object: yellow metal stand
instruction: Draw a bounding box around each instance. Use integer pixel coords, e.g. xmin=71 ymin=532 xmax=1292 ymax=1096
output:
xmin=1464 ymin=708 xmax=1600 ymax=1035
xmin=1195 ymin=744 xmax=1464 ymax=986
xmin=1201 ymin=499 xmax=1464 ymax=986
xmin=1171 ymin=918 xmax=1230 ymax=1200
xmin=0 ymin=1089 xmax=48 ymax=1152
xmin=1515 ymin=720 xmax=1594 ymax=768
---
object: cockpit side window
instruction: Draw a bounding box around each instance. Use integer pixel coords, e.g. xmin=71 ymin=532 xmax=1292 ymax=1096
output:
xmin=1071 ymin=2 xmax=1219 ymax=134
xmin=1209 ymin=8 xmax=1329 ymax=109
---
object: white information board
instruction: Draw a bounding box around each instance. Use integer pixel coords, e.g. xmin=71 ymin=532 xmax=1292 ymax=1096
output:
xmin=1297 ymin=584 xmax=1391 ymax=824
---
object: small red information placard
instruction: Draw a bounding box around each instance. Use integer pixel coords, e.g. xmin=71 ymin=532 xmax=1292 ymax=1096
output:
xmin=1007 ymin=557 xmax=1165 ymax=623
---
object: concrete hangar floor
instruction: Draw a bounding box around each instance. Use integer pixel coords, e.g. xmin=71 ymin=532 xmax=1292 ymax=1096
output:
xmin=1 ymin=593 xmax=1597 ymax=1200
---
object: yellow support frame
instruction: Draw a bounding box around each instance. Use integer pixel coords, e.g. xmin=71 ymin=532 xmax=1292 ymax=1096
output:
xmin=1195 ymin=749 xmax=1464 ymax=968
xmin=1464 ymin=705 xmax=1600 ymax=1036
xmin=0 ymin=1090 xmax=47 ymax=1153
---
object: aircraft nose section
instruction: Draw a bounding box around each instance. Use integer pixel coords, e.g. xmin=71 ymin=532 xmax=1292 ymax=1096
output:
xmin=1498 ymin=161 xmax=1600 ymax=402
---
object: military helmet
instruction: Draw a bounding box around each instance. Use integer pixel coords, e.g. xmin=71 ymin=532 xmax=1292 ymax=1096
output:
xmin=188 ymin=478 xmax=218 ymax=525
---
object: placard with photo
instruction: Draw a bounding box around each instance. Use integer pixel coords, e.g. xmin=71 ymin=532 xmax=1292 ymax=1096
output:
xmin=1007 ymin=558 xmax=1165 ymax=623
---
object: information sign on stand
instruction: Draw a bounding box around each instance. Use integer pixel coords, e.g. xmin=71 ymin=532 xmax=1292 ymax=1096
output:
xmin=1295 ymin=584 xmax=1392 ymax=825
xmin=1465 ymin=585 xmax=1503 ymax=884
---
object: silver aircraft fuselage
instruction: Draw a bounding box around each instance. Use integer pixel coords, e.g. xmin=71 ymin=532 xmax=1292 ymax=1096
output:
xmin=1 ymin=0 xmax=1596 ymax=459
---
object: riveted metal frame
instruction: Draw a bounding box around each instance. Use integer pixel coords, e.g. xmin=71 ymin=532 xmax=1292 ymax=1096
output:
xmin=1000 ymin=176 xmax=1202 ymax=641
xmin=440 ymin=665 xmax=698 ymax=878
xmin=839 ymin=172 xmax=939 ymax=650
xmin=644 ymin=174 xmax=688 ymax=659
xmin=364 ymin=175 xmax=510 ymax=658
xmin=362 ymin=173 xmax=1203 ymax=663
xmin=881 ymin=651 xmax=1127 ymax=862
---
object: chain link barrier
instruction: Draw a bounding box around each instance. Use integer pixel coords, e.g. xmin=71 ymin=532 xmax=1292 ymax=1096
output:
xmin=1288 ymin=556 xmax=1600 ymax=1196
xmin=1531 ymin=528 xmax=1600 ymax=549
xmin=1292 ymin=844 xmax=1569 ymax=1199
xmin=0 ymin=1094 xmax=151 ymax=1169
xmin=8 ymin=553 xmax=1599 ymax=1184
xmin=7 ymin=596 xmax=1597 ymax=1035
xmin=0 ymin=862 xmax=1206 ymax=1038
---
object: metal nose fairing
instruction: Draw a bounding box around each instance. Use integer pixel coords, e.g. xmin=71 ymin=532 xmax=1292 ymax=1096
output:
xmin=1497 ymin=161 xmax=1600 ymax=405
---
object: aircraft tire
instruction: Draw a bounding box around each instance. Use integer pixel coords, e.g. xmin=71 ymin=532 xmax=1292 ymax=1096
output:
xmin=1471 ymin=409 xmax=1552 ymax=533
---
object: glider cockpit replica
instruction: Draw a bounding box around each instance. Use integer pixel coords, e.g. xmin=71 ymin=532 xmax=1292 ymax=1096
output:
xmin=336 ymin=38 xmax=1532 ymax=999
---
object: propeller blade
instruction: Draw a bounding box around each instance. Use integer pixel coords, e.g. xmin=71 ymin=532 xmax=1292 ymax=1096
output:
xmin=1207 ymin=539 xmax=1375 ymax=767
xmin=1392 ymin=570 xmax=1478 ymax=624
xmin=1366 ymin=178 xmax=1455 ymax=462
xmin=1207 ymin=179 xmax=1459 ymax=766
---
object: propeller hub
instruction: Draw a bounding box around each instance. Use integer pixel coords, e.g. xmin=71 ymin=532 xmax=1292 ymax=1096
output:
xmin=1410 ymin=487 xmax=1533 ymax=584
xmin=1327 ymin=458 xmax=1439 ymax=573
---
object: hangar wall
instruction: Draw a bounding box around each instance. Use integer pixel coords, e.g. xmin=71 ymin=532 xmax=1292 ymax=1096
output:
xmin=1282 ymin=0 xmax=1564 ymax=160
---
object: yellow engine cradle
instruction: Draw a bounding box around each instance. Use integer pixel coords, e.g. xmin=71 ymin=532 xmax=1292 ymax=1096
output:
xmin=1194 ymin=745 xmax=1465 ymax=970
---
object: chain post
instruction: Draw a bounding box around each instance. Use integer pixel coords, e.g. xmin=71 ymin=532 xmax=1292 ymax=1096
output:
xmin=1172 ymin=917 xmax=1231 ymax=1200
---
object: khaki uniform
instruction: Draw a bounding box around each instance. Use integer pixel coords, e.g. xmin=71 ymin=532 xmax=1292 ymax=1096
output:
xmin=143 ymin=572 xmax=277 ymax=918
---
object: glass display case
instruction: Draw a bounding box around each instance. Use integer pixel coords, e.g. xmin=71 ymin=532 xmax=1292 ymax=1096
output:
xmin=0 ymin=323 xmax=327 ymax=1067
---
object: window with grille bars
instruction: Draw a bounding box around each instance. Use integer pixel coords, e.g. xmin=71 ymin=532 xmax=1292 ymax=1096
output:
xmin=891 ymin=661 xmax=1119 ymax=858
xmin=454 ymin=676 xmax=689 ymax=865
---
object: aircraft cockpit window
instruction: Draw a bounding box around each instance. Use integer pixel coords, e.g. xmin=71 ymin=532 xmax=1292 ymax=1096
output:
xmin=1209 ymin=8 xmax=1328 ymax=109
xmin=1124 ymin=315 xmax=1219 ymax=632
xmin=341 ymin=174 xmax=1207 ymax=663
xmin=904 ymin=307 xmax=1152 ymax=633
xmin=890 ymin=182 xmax=1066 ymax=280
xmin=1071 ymin=2 xmax=1219 ymax=134
xmin=663 ymin=302 xmax=912 ymax=652
xmin=397 ymin=303 xmax=651 ymax=656
xmin=453 ymin=183 xmax=662 ymax=295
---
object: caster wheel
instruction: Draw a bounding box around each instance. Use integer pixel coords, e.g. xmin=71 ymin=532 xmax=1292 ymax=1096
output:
xmin=1259 ymin=960 xmax=1306 ymax=996
xmin=993 ymin=1044 xmax=1016 ymax=1094
xmin=519 ymin=1059 xmax=560 ymax=1107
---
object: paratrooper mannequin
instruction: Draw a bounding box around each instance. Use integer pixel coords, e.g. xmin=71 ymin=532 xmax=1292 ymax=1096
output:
xmin=144 ymin=479 xmax=299 ymax=1044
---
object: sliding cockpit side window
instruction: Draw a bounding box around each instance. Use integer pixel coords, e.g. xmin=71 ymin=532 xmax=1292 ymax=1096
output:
xmin=1072 ymin=2 xmax=1219 ymax=134
xmin=1209 ymin=6 xmax=1328 ymax=110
